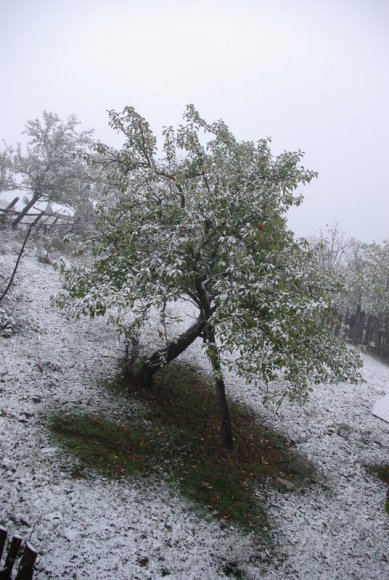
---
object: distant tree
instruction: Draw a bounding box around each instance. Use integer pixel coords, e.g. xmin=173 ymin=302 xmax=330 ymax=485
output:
xmin=311 ymin=228 xmax=389 ymax=348
xmin=0 ymin=149 xmax=15 ymax=193
xmin=310 ymin=224 xmax=350 ymax=274
xmin=344 ymin=239 xmax=389 ymax=317
xmin=9 ymin=112 xmax=95 ymax=226
xmin=56 ymin=106 xmax=362 ymax=449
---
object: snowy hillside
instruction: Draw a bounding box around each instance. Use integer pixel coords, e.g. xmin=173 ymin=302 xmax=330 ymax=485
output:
xmin=0 ymin=238 xmax=388 ymax=579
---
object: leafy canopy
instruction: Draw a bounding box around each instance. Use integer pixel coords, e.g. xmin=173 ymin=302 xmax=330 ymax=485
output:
xmin=344 ymin=240 xmax=389 ymax=317
xmin=312 ymin=226 xmax=389 ymax=319
xmin=58 ymin=105 xmax=362 ymax=401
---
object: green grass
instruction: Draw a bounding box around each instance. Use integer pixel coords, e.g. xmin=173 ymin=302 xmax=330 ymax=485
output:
xmin=365 ymin=463 xmax=389 ymax=484
xmin=364 ymin=464 xmax=389 ymax=516
xmin=50 ymin=362 xmax=314 ymax=533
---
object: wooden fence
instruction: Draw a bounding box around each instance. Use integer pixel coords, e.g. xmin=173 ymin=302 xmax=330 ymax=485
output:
xmin=0 ymin=527 xmax=37 ymax=579
xmin=340 ymin=306 xmax=389 ymax=358
xmin=0 ymin=198 xmax=74 ymax=233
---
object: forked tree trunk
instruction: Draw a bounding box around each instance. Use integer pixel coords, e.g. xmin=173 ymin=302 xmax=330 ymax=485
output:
xmin=137 ymin=304 xmax=234 ymax=450
xmin=137 ymin=314 xmax=207 ymax=389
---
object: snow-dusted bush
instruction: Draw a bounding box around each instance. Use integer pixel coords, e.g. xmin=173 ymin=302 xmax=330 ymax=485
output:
xmin=0 ymin=307 xmax=15 ymax=337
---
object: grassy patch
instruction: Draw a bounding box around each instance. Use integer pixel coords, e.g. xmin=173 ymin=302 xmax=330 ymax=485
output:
xmin=50 ymin=363 xmax=313 ymax=533
xmin=366 ymin=463 xmax=389 ymax=485
xmin=365 ymin=463 xmax=389 ymax=515
xmin=51 ymin=413 xmax=156 ymax=478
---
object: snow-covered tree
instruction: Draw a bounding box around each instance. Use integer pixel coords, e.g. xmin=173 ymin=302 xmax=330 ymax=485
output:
xmin=310 ymin=224 xmax=350 ymax=275
xmin=56 ymin=106 xmax=362 ymax=448
xmin=0 ymin=149 xmax=15 ymax=192
xmin=344 ymin=240 xmax=389 ymax=317
xmin=9 ymin=112 xmax=95 ymax=226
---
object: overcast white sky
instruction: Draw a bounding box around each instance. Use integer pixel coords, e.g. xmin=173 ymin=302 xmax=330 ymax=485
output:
xmin=1 ymin=0 xmax=388 ymax=242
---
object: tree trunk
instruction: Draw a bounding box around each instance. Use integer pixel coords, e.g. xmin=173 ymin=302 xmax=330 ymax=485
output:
xmin=0 ymin=214 xmax=42 ymax=304
xmin=206 ymin=326 xmax=234 ymax=450
xmin=138 ymin=280 xmax=234 ymax=450
xmin=137 ymin=314 xmax=206 ymax=389
xmin=364 ymin=314 xmax=373 ymax=346
xmin=12 ymin=193 xmax=40 ymax=227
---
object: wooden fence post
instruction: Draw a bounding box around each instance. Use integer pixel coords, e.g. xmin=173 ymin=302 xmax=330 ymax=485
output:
xmin=15 ymin=543 xmax=37 ymax=580
xmin=0 ymin=528 xmax=7 ymax=563
xmin=1 ymin=535 xmax=22 ymax=578
xmin=0 ymin=528 xmax=37 ymax=579
xmin=0 ymin=214 xmax=42 ymax=304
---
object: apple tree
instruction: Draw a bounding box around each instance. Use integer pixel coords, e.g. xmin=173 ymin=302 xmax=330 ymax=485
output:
xmin=56 ymin=105 xmax=362 ymax=449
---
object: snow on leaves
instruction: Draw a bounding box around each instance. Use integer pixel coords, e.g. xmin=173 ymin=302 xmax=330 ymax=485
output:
xmin=55 ymin=105 xmax=362 ymax=402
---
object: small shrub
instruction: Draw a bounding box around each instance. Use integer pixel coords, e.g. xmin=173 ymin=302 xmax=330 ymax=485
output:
xmin=0 ymin=307 xmax=15 ymax=337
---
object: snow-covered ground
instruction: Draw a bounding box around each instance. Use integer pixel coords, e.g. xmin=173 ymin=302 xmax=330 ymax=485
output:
xmin=0 ymin=237 xmax=388 ymax=579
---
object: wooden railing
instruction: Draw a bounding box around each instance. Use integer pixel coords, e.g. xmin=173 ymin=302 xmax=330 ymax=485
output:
xmin=339 ymin=306 xmax=389 ymax=359
xmin=0 ymin=198 xmax=74 ymax=231
xmin=0 ymin=527 xmax=37 ymax=579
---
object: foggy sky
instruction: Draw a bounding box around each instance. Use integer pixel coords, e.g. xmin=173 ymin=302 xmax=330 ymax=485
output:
xmin=1 ymin=0 xmax=388 ymax=242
